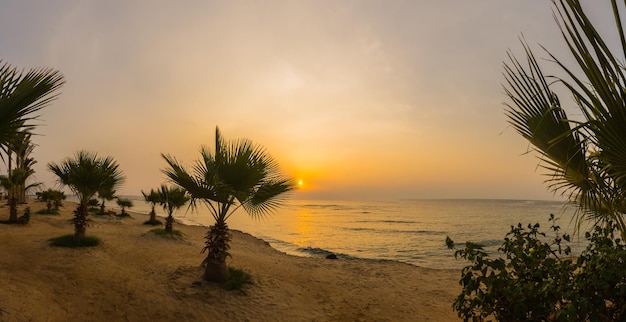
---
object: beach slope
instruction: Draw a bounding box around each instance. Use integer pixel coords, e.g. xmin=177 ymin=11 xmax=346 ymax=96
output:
xmin=0 ymin=200 xmax=460 ymax=321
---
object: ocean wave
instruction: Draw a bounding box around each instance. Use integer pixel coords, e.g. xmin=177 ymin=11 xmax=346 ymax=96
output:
xmin=295 ymin=247 xmax=354 ymax=259
xmin=354 ymin=219 xmax=420 ymax=224
xmin=343 ymin=227 xmax=446 ymax=235
xmin=469 ymin=239 xmax=504 ymax=247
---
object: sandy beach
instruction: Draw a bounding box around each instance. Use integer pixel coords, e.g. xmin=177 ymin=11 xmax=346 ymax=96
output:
xmin=0 ymin=199 xmax=460 ymax=321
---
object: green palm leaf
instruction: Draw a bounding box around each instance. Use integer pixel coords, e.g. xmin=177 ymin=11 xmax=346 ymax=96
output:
xmin=504 ymin=0 xmax=626 ymax=236
xmin=0 ymin=61 xmax=64 ymax=145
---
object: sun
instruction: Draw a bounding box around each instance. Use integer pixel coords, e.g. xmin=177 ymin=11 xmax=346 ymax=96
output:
xmin=298 ymin=179 xmax=303 ymax=187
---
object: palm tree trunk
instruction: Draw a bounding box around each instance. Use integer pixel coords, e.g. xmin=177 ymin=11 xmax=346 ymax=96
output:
xmin=203 ymin=257 xmax=229 ymax=282
xmin=203 ymin=221 xmax=231 ymax=282
xmin=6 ymin=148 xmax=11 ymax=205
xmin=149 ymin=207 xmax=157 ymax=222
xmin=73 ymin=205 xmax=87 ymax=240
xmin=8 ymin=195 xmax=17 ymax=222
xmin=165 ymin=215 xmax=174 ymax=232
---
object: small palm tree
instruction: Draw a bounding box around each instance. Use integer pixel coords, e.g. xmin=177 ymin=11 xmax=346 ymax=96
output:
xmin=38 ymin=188 xmax=65 ymax=213
xmin=142 ymin=188 xmax=162 ymax=225
xmin=98 ymin=188 xmax=116 ymax=215
xmin=116 ymin=198 xmax=133 ymax=217
xmin=158 ymin=185 xmax=189 ymax=232
xmin=48 ymin=151 xmax=125 ymax=240
xmin=504 ymin=0 xmax=626 ymax=238
xmin=0 ymin=168 xmax=28 ymax=222
xmin=162 ymin=127 xmax=294 ymax=282
xmin=51 ymin=190 xmax=66 ymax=210
xmin=37 ymin=189 xmax=53 ymax=211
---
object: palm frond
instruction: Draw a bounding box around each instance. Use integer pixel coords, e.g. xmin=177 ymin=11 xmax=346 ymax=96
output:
xmin=162 ymin=127 xmax=295 ymax=222
xmin=241 ymin=178 xmax=295 ymax=219
xmin=503 ymin=40 xmax=590 ymax=196
xmin=0 ymin=61 xmax=64 ymax=144
xmin=505 ymin=0 xmax=626 ymax=237
xmin=48 ymin=151 xmax=125 ymax=206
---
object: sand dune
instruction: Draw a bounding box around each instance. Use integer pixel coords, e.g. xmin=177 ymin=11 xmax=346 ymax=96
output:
xmin=0 ymin=199 xmax=461 ymax=321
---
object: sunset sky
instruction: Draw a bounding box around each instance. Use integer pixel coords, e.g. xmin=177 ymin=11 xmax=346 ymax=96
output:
xmin=0 ymin=1 xmax=615 ymax=201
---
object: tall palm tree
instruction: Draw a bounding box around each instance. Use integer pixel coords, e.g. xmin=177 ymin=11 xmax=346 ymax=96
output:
xmin=158 ymin=185 xmax=189 ymax=232
xmin=0 ymin=61 xmax=64 ymax=145
xmin=504 ymin=0 xmax=626 ymax=238
xmin=7 ymin=132 xmax=40 ymax=203
xmin=48 ymin=151 xmax=125 ymax=240
xmin=162 ymin=127 xmax=294 ymax=282
xmin=142 ymin=188 xmax=162 ymax=225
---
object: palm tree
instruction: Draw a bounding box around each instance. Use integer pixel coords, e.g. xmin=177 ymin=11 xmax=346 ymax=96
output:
xmin=38 ymin=188 xmax=65 ymax=213
xmin=11 ymin=132 xmax=38 ymax=203
xmin=116 ymin=198 xmax=133 ymax=216
xmin=503 ymin=0 xmax=626 ymax=238
xmin=142 ymin=188 xmax=162 ymax=225
xmin=4 ymin=131 xmax=31 ymax=202
xmin=0 ymin=61 xmax=64 ymax=146
xmin=162 ymin=127 xmax=294 ymax=282
xmin=97 ymin=187 xmax=116 ymax=215
xmin=51 ymin=189 xmax=66 ymax=210
xmin=0 ymin=168 xmax=28 ymax=222
xmin=158 ymin=185 xmax=189 ymax=232
xmin=48 ymin=151 xmax=125 ymax=240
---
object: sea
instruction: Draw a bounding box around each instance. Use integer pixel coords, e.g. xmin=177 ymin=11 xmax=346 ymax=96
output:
xmin=115 ymin=197 xmax=589 ymax=270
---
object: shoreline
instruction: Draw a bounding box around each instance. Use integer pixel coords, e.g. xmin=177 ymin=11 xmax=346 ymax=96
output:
xmin=0 ymin=199 xmax=461 ymax=321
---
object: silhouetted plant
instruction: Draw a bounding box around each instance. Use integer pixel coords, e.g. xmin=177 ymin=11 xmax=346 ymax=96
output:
xmin=116 ymin=198 xmax=133 ymax=217
xmin=149 ymin=228 xmax=183 ymax=237
xmin=48 ymin=150 xmax=125 ymax=241
xmin=97 ymin=188 xmax=116 ymax=215
xmin=0 ymin=168 xmax=28 ymax=222
xmin=158 ymin=185 xmax=188 ymax=232
xmin=223 ymin=267 xmax=253 ymax=292
xmin=36 ymin=208 xmax=59 ymax=215
xmin=162 ymin=127 xmax=294 ymax=282
xmin=87 ymin=198 xmax=100 ymax=214
xmin=38 ymin=189 xmax=65 ymax=212
xmin=142 ymin=188 xmax=162 ymax=225
xmin=50 ymin=234 xmax=101 ymax=248
xmin=16 ymin=207 xmax=30 ymax=224
xmin=504 ymin=0 xmax=626 ymax=239
xmin=0 ymin=61 xmax=64 ymax=148
xmin=447 ymin=215 xmax=626 ymax=321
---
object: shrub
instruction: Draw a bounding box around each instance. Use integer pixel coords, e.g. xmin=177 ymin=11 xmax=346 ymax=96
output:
xmin=36 ymin=208 xmax=59 ymax=215
xmin=49 ymin=234 xmax=101 ymax=247
xmin=16 ymin=207 xmax=30 ymax=224
xmin=143 ymin=218 xmax=162 ymax=226
xmin=150 ymin=228 xmax=182 ymax=237
xmin=447 ymin=214 xmax=626 ymax=321
xmin=223 ymin=266 xmax=253 ymax=292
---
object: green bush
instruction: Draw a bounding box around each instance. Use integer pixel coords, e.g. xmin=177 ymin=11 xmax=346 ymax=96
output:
xmin=16 ymin=207 xmax=30 ymax=224
xmin=36 ymin=208 xmax=59 ymax=215
xmin=149 ymin=228 xmax=182 ymax=236
xmin=115 ymin=212 xmax=133 ymax=219
xmin=447 ymin=214 xmax=626 ymax=321
xmin=223 ymin=266 xmax=253 ymax=292
xmin=143 ymin=219 xmax=162 ymax=226
xmin=49 ymin=234 xmax=101 ymax=247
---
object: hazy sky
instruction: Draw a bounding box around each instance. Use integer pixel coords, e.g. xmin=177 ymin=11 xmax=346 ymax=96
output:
xmin=0 ymin=1 xmax=615 ymax=201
